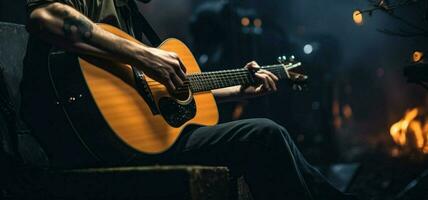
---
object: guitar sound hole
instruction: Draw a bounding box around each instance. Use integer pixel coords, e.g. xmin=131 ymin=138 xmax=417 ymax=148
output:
xmin=172 ymin=87 xmax=191 ymax=101
xmin=158 ymin=96 xmax=197 ymax=128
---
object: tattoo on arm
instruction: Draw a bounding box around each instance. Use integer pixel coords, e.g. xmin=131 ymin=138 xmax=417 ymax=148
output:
xmin=59 ymin=9 xmax=93 ymax=42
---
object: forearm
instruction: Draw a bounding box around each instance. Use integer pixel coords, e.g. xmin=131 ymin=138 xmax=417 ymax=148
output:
xmin=27 ymin=2 xmax=150 ymax=67
xmin=212 ymin=86 xmax=243 ymax=103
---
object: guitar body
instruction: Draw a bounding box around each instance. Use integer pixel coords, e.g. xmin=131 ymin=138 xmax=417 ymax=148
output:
xmin=41 ymin=24 xmax=218 ymax=167
xmin=80 ymin=24 xmax=218 ymax=153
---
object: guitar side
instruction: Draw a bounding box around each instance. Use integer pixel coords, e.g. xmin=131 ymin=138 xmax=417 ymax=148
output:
xmin=79 ymin=24 xmax=219 ymax=154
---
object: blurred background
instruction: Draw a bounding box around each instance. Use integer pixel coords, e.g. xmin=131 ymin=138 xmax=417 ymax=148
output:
xmin=136 ymin=0 xmax=428 ymax=164
xmin=2 ymin=0 xmax=428 ymax=199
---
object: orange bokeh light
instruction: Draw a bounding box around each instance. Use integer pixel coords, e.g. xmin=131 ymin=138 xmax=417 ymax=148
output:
xmin=353 ymin=10 xmax=363 ymax=25
xmin=241 ymin=17 xmax=250 ymax=27
xmin=412 ymin=51 xmax=424 ymax=63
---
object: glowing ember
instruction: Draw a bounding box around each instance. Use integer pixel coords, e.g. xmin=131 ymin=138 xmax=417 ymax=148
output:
xmin=390 ymin=108 xmax=428 ymax=154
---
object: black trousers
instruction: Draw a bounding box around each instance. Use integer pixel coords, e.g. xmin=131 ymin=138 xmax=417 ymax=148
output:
xmin=157 ymin=118 xmax=354 ymax=200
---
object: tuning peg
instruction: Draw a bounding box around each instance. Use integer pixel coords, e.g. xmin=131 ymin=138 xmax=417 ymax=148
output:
xmin=277 ymin=56 xmax=288 ymax=64
xmin=277 ymin=56 xmax=286 ymax=63
xmin=289 ymin=55 xmax=296 ymax=62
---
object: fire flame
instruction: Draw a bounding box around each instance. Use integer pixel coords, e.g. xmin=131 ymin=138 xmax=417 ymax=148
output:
xmin=390 ymin=108 xmax=428 ymax=154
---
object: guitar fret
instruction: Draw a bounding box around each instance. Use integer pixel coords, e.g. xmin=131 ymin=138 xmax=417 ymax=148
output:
xmin=188 ymin=64 xmax=290 ymax=93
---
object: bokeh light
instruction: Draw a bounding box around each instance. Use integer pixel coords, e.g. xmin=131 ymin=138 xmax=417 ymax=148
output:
xmin=254 ymin=18 xmax=263 ymax=28
xmin=353 ymin=10 xmax=363 ymax=25
xmin=241 ymin=17 xmax=250 ymax=27
xmin=303 ymin=44 xmax=313 ymax=54
xmin=412 ymin=51 xmax=424 ymax=63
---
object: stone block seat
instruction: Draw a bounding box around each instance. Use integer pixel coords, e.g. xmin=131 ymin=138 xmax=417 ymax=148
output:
xmin=28 ymin=166 xmax=231 ymax=199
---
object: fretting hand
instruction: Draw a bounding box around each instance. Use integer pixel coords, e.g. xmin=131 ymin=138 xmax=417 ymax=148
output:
xmin=239 ymin=61 xmax=279 ymax=98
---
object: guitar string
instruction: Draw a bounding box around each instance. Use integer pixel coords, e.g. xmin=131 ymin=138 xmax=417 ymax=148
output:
xmin=147 ymin=71 xmax=252 ymax=88
xmin=144 ymin=64 xmax=286 ymax=83
xmin=142 ymin=71 xmax=292 ymax=95
xmin=149 ymin=68 xmax=250 ymax=83
xmin=145 ymin=66 xmax=288 ymax=88
xmin=147 ymin=70 xmax=264 ymax=90
xmin=142 ymin=65 xmax=293 ymax=94
xmin=145 ymin=66 xmax=289 ymax=94
xmin=146 ymin=68 xmax=288 ymax=90
xmin=150 ymin=74 xmax=289 ymax=95
xmin=145 ymin=65 xmax=287 ymax=86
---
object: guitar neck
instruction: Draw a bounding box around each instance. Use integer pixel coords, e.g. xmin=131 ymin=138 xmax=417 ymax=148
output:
xmin=186 ymin=63 xmax=301 ymax=93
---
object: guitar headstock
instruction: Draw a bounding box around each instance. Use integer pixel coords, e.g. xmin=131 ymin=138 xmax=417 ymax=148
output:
xmin=277 ymin=55 xmax=309 ymax=91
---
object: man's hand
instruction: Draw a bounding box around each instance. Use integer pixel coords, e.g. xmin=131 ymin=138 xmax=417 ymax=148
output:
xmin=136 ymin=47 xmax=187 ymax=94
xmin=239 ymin=61 xmax=279 ymax=97
xmin=212 ymin=61 xmax=279 ymax=102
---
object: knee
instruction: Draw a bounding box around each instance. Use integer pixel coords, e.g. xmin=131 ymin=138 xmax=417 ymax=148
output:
xmin=244 ymin=118 xmax=289 ymax=141
xmin=240 ymin=119 xmax=298 ymax=161
xmin=247 ymin=118 xmax=280 ymax=130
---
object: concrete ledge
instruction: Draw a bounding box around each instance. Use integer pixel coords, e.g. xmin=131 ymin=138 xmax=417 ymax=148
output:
xmin=34 ymin=166 xmax=230 ymax=200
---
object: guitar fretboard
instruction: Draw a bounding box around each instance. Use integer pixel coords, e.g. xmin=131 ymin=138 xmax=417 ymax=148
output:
xmin=183 ymin=64 xmax=300 ymax=93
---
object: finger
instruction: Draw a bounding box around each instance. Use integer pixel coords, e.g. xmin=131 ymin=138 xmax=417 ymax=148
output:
xmin=169 ymin=60 xmax=186 ymax=82
xmin=165 ymin=79 xmax=176 ymax=93
xmin=255 ymin=85 xmax=264 ymax=95
xmin=260 ymin=71 xmax=277 ymax=91
xmin=267 ymin=76 xmax=277 ymax=91
xmin=258 ymin=71 xmax=278 ymax=91
xmin=258 ymin=69 xmax=279 ymax=81
xmin=175 ymin=67 xmax=186 ymax=81
xmin=177 ymin=59 xmax=187 ymax=80
xmin=245 ymin=61 xmax=260 ymax=70
xmin=255 ymin=73 xmax=271 ymax=91
xmin=171 ymin=73 xmax=184 ymax=88
xmin=170 ymin=53 xmax=187 ymax=80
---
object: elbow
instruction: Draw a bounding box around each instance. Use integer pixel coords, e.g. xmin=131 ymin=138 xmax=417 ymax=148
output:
xmin=26 ymin=2 xmax=63 ymax=34
xmin=27 ymin=8 xmax=50 ymax=34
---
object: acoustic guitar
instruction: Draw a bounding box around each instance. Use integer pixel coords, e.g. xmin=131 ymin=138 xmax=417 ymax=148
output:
xmin=40 ymin=23 xmax=307 ymax=167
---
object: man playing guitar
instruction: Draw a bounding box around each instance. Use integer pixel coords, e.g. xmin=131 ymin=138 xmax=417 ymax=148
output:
xmin=22 ymin=0 xmax=356 ymax=199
